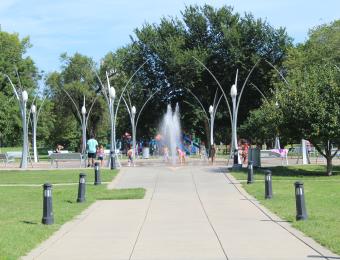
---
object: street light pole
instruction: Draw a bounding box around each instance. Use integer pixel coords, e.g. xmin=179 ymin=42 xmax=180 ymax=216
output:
xmin=131 ymin=105 xmax=136 ymax=158
xmin=209 ymin=105 xmax=214 ymax=146
xmin=230 ymin=83 xmax=239 ymax=165
xmin=31 ymin=104 xmax=37 ymax=163
xmin=108 ymin=83 xmax=117 ymax=169
xmin=81 ymin=96 xmax=87 ymax=155
xmin=21 ymin=90 xmax=29 ymax=168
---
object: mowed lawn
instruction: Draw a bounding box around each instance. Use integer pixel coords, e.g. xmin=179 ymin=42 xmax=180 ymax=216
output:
xmin=231 ymin=165 xmax=340 ymax=255
xmin=0 ymin=169 xmax=145 ymax=260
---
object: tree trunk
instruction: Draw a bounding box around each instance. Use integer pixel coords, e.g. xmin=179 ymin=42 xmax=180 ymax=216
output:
xmin=312 ymin=140 xmax=333 ymax=176
xmin=326 ymin=155 xmax=333 ymax=176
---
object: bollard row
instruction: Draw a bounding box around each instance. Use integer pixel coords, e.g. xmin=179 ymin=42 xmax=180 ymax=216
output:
xmin=42 ymin=164 xmax=102 ymax=225
xmin=254 ymin=169 xmax=308 ymax=221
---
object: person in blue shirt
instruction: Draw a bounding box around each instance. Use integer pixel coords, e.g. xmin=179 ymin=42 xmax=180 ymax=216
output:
xmin=87 ymin=134 xmax=98 ymax=167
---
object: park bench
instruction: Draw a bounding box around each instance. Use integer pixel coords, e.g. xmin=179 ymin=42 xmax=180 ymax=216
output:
xmin=261 ymin=149 xmax=289 ymax=165
xmin=7 ymin=151 xmax=33 ymax=166
xmin=0 ymin=153 xmax=9 ymax=166
xmin=49 ymin=152 xmax=85 ymax=168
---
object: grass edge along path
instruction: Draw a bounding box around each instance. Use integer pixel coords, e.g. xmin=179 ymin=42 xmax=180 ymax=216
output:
xmin=230 ymin=165 xmax=340 ymax=255
xmin=0 ymin=169 xmax=145 ymax=260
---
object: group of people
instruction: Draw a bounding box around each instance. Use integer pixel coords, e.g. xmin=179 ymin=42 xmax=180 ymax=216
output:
xmin=160 ymin=142 xmax=217 ymax=164
xmin=54 ymin=135 xmax=250 ymax=167
xmin=54 ymin=134 xmax=105 ymax=167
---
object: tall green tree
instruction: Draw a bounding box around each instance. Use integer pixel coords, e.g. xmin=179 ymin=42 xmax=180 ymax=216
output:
xmin=0 ymin=31 xmax=39 ymax=146
xmin=115 ymin=4 xmax=291 ymax=143
xmin=242 ymin=20 xmax=340 ymax=175
xmin=46 ymin=53 xmax=108 ymax=150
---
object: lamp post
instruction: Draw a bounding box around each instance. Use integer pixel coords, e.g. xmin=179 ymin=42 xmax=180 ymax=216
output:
xmin=209 ymin=105 xmax=214 ymax=145
xmin=31 ymin=104 xmax=37 ymax=163
xmin=193 ymin=57 xmax=261 ymax=166
xmin=95 ymin=59 xmax=149 ymax=169
xmin=29 ymin=95 xmax=47 ymax=163
xmin=21 ymin=90 xmax=29 ymax=168
xmin=230 ymin=83 xmax=240 ymax=165
xmin=108 ymin=82 xmax=117 ymax=169
xmin=121 ymin=88 xmax=160 ymax=161
xmin=185 ymin=86 xmax=223 ymax=154
xmin=81 ymin=97 xmax=87 ymax=155
xmin=131 ymin=105 xmax=136 ymax=157
xmin=61 ymin=89 xmax=97 ymax=164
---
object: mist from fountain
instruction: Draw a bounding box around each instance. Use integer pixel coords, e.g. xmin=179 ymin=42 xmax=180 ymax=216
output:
xmin=160 ymin=103 xmax=181 ymax=164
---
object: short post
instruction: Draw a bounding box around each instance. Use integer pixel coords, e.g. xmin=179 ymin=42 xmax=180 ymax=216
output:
xmin=294 ymin=181 xmax=308 ymax=220
xmin=247 ymin=161 xmax=254 ymax=184
xmin=42 ymin=183 xmax=54 ymax=225
xmin=77 ymin=173 xmax=86 ymax=203
xmin=233 ymin=149 xmax=238 ymax=165
xmin=110 ymin=151 xmax=116 ymax=170
xmin=265 ymin=170 xmax=272 ymax=199
xmin=94 ymin=162 xmax=101 ymax=185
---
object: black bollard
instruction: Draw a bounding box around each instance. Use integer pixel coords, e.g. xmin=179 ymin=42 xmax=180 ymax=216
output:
xmin=294 ymin=181 xmax=308 ymax=220
xmin=264 ymin=170 xmax=273 ymax=199
xmin=233 ymin=149 xmax=239 ymax=165
xmin=42 ymin=183 xmax=54 ymax=225
xmin=247 ymin=161 xmax=254 ymax=184
xmin=94 ymin=162 xmax=101 ymax=185
xmin=110 ymin=150 xmax=116 ymax=170
xmin=77 ymin=173 xmax=86 ymax=203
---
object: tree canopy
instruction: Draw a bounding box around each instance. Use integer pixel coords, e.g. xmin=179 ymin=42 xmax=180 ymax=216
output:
xmin=242 ymin=20 xmax=340 ymax=175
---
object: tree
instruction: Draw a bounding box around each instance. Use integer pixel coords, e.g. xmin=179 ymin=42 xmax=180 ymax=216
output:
xmin=243 ymin=20 xmax=340 ymax=175
xmin=114 ymin=4 xmax=291 ymax=143
xmin=0 ymin=31 xmax=39 ymax=147
xmin=46 ymin=53 xmax=108 ymax=150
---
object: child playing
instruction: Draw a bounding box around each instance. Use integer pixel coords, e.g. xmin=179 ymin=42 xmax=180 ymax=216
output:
xmin=177 ymin=146 xmax=185 ymax=164
xmin=127 ymin=145 xmax=134 ymax=167
xmin=163 ymin=145 xmax=169 ymax=162
xmin=97 ymin=144 xmax=105 ymax=167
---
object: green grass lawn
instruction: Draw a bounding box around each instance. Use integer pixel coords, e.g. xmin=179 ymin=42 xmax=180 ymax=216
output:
xmin=0 ymin=169 xmax=145 ymax=260
xmin=231 ymin=165 xmax=340 ymax=255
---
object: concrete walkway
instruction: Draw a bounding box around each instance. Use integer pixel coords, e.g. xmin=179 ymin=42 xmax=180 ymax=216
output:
xmin=24 ymin=165 xmax=339 ymax=260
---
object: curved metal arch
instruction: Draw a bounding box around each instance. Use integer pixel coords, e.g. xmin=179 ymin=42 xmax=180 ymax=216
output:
xmin=85 ymin=95 xmax=99 ymax=128
xmin=135 ymin=88 xmax=161 ymax=131
xmin=213 ymin=93 xmax=224 ymax=119
xmin=250 ymin=83 xmax=268 ymax=102
xmin=114 ymin=59 xmax=150 ymax=124
xmin=186 ymin=85 xmax=210 ymax=123
xmin=235 ymin=59 xmax=261 ymax=124
xmin=264 ymin=59 xmax=290 ymax=86
xmin=192 ymin=56 xmax=233 ymax=127
xmin=60 ymin=88 xmax=82 ymax=123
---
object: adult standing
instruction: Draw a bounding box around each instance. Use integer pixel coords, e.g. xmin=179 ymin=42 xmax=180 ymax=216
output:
xmin=87 ymin=134 xmax=98 ymax=167
xmin=210 ymin=144 xmax=216 ymax=164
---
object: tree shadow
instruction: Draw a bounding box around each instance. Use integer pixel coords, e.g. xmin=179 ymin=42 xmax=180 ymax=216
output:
xmin=252 ymin=165 xmax=340 ymax=177
xmin=21 ymin=220 xmax=38 ymax=225
xmin=206 ymin=167 xmax=228 ymax=173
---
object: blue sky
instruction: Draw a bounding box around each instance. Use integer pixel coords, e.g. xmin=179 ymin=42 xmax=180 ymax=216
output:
xmin=0 ymin=0 xmax=339 ymax=74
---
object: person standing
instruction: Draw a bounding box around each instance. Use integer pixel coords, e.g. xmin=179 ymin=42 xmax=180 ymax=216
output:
xmin=127 ymin=145 xmax=135 ymax=166
xmin=210 ymin=144 xmax=216 ymax=164
xmin=87 ymin=134 xmax=98 ymax=167
xmin=96 ymin=144 xmax=105 ymax=167
xmin=200 ymin=142 xmax=207 ymax=161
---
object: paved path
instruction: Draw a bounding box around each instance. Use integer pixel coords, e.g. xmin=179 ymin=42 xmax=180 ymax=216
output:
xmin=24 ymin=165 xmax=339 ymax=260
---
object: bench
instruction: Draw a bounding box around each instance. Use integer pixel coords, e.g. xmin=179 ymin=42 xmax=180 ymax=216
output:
xmin=0 ymin=153 xmax=9 ymax=166
xmin=104 ymin=149 xmax=122 ymax=159
xmin=48 ymin=150 xmax=69 ymax=156
xmin=261 ymin=149 xmax=289 ymax=165
xmin=49 ymin=153 xmax=85 ymax=168
xmin=5 ymin=151 xmax=33 ymax=166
